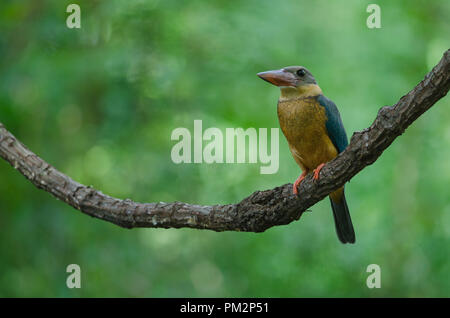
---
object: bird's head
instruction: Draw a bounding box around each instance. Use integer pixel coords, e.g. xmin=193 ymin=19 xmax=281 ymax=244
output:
xmin=257 ymin=66 xmax=320 ymax=97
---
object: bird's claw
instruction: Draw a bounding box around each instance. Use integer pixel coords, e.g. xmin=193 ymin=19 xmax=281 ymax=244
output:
xmin=313 ymin=163 xmax=326 ymax=180
xmin=293 ymin=164 xmax=325 ymax=195
xmin=293 ymin=171 xmax=308 ymax=195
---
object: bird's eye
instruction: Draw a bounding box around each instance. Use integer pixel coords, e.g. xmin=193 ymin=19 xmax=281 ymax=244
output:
xmin=296 ymin=69 xmax=306 ymax=77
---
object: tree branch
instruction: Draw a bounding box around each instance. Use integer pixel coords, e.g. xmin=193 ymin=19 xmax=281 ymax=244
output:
xmin=1 ymin=50 xmax=449 ymax=232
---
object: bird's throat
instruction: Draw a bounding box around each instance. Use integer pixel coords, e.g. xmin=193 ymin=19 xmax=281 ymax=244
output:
xmin=279 ymin=84 xmax=323 ymax=102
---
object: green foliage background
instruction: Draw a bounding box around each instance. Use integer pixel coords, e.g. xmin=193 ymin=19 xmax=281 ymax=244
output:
xmin=0 ymin=0 xmax=449 ymax=297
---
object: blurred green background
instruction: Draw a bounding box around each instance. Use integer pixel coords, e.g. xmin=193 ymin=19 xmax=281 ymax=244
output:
xmin=0 ymin=0 xmax=449 ymax=297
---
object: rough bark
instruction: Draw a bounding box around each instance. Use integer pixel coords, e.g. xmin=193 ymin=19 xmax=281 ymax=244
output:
xmin=0 ymin=50 xmax=449 ymax=232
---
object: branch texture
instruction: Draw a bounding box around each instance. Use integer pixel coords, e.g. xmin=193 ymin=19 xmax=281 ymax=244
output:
xmin=1 ymin=50 xmax=449 ymax=232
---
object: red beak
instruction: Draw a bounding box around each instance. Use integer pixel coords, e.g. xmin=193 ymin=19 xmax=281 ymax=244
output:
xmin=257 ymin=69 xmax=296 ymax=87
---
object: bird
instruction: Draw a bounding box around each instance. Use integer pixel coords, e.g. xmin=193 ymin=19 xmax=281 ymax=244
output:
xmin=257 ymin=66 xmax=355 ymax=244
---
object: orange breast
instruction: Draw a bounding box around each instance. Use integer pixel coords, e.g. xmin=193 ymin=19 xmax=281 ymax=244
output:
xmin=277 ymin=97 xmax=338 ymax=171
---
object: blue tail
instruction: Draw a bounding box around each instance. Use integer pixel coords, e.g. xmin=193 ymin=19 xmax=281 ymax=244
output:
xmin=330 ymin=192 xmax=355 ymax=244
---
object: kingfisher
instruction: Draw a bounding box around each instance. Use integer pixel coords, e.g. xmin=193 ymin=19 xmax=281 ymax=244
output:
xmin=257 ymin=66 xmax=355 ymax=244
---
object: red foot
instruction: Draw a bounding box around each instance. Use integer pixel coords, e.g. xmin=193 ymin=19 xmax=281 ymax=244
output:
xmin=313 ymin=163 xmax=326 ymax=180
xmin=293 ymin=171 xmax=308 ymax=195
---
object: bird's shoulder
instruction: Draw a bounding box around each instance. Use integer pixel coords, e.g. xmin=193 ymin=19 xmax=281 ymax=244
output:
xmin=315 ymin=94 xmax=349 ymax=153
xmin=316 ymin=95 xmax=339 ymax=115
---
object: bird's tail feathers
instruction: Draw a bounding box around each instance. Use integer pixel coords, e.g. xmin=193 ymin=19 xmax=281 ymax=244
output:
xmin=330 ymin=190 xmax=355 ymax=244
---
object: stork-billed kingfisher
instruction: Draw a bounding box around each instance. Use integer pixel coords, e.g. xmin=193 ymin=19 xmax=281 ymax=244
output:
xmin=257 ymin=66 xmax=355 ymax=244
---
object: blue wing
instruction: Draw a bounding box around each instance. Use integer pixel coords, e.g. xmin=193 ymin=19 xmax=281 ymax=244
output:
xmin=317 ymin=95 xmax=348 ymax=153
